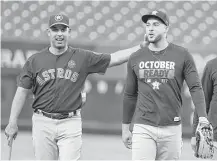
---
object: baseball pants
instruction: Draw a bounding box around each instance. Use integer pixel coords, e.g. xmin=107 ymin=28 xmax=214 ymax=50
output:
xmin=32 ymin=112 xmax=82 ymax=160
xmin=132 ymin=124 xmax=182 ymax=160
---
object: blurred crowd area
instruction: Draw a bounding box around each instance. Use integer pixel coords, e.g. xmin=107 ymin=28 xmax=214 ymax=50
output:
xmin=1 ymin=1 xmax=217 ymax=135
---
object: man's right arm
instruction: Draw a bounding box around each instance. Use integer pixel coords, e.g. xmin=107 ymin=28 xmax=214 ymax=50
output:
xmin=5 ymin=86 xmax=29 ymax=146
xmin=122 ymin=58 xmax=138 ymax=149
xmin=10 ymin=58 xmax=33 ymax=122
xmin=8 ymin=87 xmax=29 ymax=124
xmin=122 ymin=59 xmax=138 ymax=129
xmin=5 ymin=57 xmax=33 ymax=144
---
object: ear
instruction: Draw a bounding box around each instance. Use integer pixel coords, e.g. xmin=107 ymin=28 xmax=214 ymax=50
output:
xmin=68 ymin=28 xmax=71 ymax=33
xmin=164 ymin=25 xmax=169 ymax=33
xmin=46 ymin=28 xmax=51 ymax=36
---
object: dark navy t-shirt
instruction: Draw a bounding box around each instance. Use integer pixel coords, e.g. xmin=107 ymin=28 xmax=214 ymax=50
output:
xmin=123 ymin=43 xmax=206 ymax=126
xmin=18 ymin=46 xmax=111 ymax=113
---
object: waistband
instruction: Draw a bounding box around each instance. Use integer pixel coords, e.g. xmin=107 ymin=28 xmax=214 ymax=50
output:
xmin=34 ymin=109 xmax=81 ymax=120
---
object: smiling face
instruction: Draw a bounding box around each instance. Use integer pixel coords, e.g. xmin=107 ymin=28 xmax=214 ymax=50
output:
xmin=145 ymin=17 xmax=168 ymax=43
xmin=47 ymin=24 xmax=71 ymax=49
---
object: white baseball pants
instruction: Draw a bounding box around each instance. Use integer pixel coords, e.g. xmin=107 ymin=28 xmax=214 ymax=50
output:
xmin=32 ymin=112 xmax=82 ymax=160
xmin=132 ymin=124 xmax=183 ymax=160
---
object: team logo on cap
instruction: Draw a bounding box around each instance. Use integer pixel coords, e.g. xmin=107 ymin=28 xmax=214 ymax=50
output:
xmin=152 ymin=11 xmax=158 ymax=15
xmin=68 ymin=60 xmax=76 ymax=68
xmin=55 ymin=15 xmax=63 ymax=21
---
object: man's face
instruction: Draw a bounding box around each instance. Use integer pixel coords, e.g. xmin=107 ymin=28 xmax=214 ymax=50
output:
xmin=145 ymin=17 xmax=168 ymax=43
xmin=47 ymin=24 xmax=71 ymax=49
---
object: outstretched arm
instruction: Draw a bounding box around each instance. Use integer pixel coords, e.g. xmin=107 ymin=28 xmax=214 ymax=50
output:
xmin=109 ymin=45 xmax=141 ymax=67
xmin=109 ymin=35 xmax=149 ymax=67
xmin=86 ymin=35 xmax=149 ymax=74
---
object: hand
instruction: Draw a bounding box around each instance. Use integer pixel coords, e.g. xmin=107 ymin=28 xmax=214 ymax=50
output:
xmin=5 ymin=122 xmax=18 ymax=147
xmin=194 ymin=118 xmax=214 ymax=159
xmin=199 ymin=117 xmax=209 ymax=125
xmin=140 ymin=34 xmax=149 ymax=48
xmin=122 ymin=127 xmax=132 ymax=149
xmin=197 ymin=117 xmax=211 ymax=132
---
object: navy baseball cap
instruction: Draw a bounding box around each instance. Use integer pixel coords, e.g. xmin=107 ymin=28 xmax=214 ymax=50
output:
xmin=142 ymin=10 xmax=169 ymax=26
xmin=49 ymin=14 xmax=69 ymax=28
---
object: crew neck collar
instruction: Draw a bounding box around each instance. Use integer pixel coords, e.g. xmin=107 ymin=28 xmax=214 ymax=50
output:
xmin=48 ymin=46 xmax=69 ymax=56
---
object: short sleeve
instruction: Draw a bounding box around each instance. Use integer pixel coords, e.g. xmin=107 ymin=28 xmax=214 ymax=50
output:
xmin=17 ymin=59 xmax=34 ymax=89
xmin=85 ymin=50 xmax=111 ymax=74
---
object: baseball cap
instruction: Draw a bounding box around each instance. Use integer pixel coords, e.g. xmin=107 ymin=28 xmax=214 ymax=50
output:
xmin=142 ymin=10 xmax=169 ymax=26
xmin=49 ymin=14 xmax=69 ymax=28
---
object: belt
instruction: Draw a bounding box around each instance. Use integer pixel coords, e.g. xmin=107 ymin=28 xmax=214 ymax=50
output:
xmin=34 ymin=109 xmax=80 ymax=120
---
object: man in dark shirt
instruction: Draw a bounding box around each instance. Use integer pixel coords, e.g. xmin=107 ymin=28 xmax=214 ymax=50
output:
xmin=4 ymin=14 xmax=146 ymax=160
xmin=191 ymin=58 xmax=217 ymax=159
xmin=122 ymin=10 xmax=210 ymax=160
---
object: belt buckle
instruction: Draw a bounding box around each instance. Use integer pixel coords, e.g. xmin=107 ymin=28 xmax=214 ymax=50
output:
xmin=56 ymin=113 xmax=68 ymax=119
xmin=50 ymin=114 xmax=55 ymax=119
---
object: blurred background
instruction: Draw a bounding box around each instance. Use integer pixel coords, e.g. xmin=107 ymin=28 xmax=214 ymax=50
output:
xmin=1 ymin=1 xmax=217 ymax=159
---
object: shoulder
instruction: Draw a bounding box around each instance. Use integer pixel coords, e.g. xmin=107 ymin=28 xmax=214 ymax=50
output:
xmin=207 ymin=57 xmax=217 ymax=65
xmin=170 ymin=43 xmax=193 ymax=62
xmin=71 ymin=47 xmax=103 ymax=57
xmin=72 ymin=47 xmax=93 ymax=54
xmin=169 ymin=43 xmax=189 ymax=54
xmin=26 ymin=48 xmax=48 ymax=62
xmin=68 ymin=46 xmax=82 ymax=53
xmin=67 ymin=46 xmax=85 ymax=56
xmin=129 ymin=47 xmax=147 ymax=61
xmin=206 ymin=57 xmax=217 ymax=69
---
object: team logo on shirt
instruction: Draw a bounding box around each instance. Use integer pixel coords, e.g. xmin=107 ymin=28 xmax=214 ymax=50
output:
xmin=68 ymin=60 xmax=76 ymax=68
xmin=36 ymin=68 xmax=79 ymax=86
xmin=138 ymin=61 xmax=176 ymax=90
xmin=152 ymin=81 xmax=161 ymax=90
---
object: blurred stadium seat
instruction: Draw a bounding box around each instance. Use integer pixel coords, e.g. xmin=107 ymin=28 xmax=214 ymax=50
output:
xmin=1 ymin=1 xmax=217 ymax=48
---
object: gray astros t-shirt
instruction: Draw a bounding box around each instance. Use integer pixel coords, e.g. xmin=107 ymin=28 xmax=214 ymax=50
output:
xmin=18 ymin=46 xmax=111 ymax=113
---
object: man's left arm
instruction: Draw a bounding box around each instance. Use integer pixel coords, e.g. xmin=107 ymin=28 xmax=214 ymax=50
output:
xmin=109 ymin=36 xmax=149 ymax=67
xmin=191 ymin=63 xmax=213 ymax=136
xmin=109 ymin=45 xmax=141 ymax=67
xmin=201 ymin=62 xmax=213 ymax=114
xmin=183 ymin=51 xmax=208 ymax=124
xmin=85 ymin=41 xmax=148 ymax=74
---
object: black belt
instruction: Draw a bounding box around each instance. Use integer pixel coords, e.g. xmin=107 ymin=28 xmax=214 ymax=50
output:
xmin=34 ymin=109 xmax=78 ymax=120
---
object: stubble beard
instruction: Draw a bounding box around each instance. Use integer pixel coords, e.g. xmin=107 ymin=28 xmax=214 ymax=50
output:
xmin=148 ymin=34 xmax=162 ymax=44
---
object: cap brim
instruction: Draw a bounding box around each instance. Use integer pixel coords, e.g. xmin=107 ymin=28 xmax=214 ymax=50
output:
xmin=142 ymin=14 xmax=166 ymax=25
xmin=50 ymin=23 xmax=69 ymax=28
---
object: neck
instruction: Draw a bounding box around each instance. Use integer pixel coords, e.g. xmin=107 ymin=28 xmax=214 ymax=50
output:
xmin=49 ymin=45 xmax=68 ymax=55
xmin=148 ymin=38 xmax=169 ymax=51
